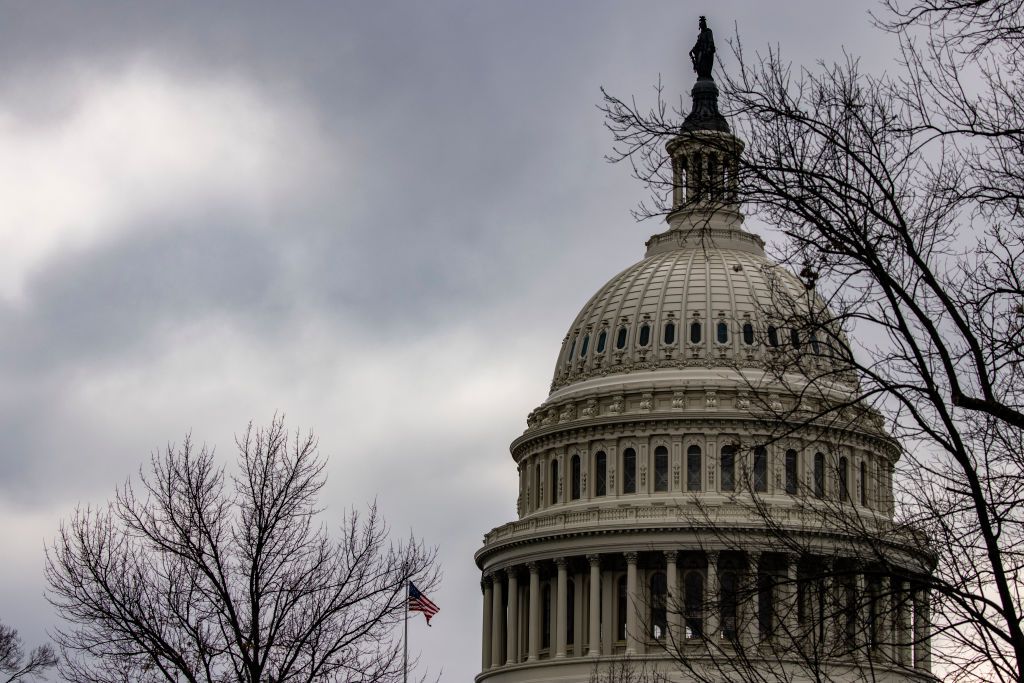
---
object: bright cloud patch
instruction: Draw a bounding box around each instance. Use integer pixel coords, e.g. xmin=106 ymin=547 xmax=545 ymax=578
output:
xmin=0 ymin=64 xmax=327 ymax=302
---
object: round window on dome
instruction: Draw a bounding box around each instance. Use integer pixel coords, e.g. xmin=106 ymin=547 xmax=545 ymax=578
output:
xmin=790 ymin=329 xmax=801 ymax=349
xmin=596 ymin=330 xmax=607 ymax=354
xmin=767 ymin=326 xmax=779 ymax=347
xmin=690 ymin=321 xmax=702 ymax=344
xmin=639 ymin=324 xmax=651 ymax=347
xmin=664 ymin=322 xmax=676 ymax=345
xmin=742 ymin=322 xmax=754 ymax=345
xmin=717 ymin=321 xmax=729 ymax=344
xmin=616 ymin=327 xmax=628 ymax=350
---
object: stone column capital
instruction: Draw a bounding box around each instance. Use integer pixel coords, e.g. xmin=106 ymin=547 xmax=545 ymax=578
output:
xmin=482 ymin=573 xmax=494 ymax=586
xmin=527 ymin=561 xmax=540 ymax=574
xmin=624 ymin=551 xmax=639 ymax=564
xmin=554 ymin=557 xmax=569 ymax=569
xmin=664 ymin=550 xmax=679 ymax=563
xmin=586 ymin=553 xmax=601 ymax=567
xmin=706 ymin=550 xmax=720 ymax=567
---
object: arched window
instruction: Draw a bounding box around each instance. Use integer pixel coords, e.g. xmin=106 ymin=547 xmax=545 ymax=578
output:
xmin=790 ymin=328 xmax=801 ymax=349
xmin=721 ymin=445 xmax=736 ymax=492
xmin=753 ymin=446 xmax=768 ymax=492
xmin=687 ymin=445 xmax=702 ymax=492
xmin=534 ymin=463 xmax=541 ymax=510
xmin=580 ymin=334 xmax=590 ymax=358
xmin=638 ymin=324 xmax=651 ymax=347
xmin=664 ymin=322 xmax=676 ymax=345
xmin=717 ymin=321 xmax=729 ymax=343
xmin=684 ymin=571 xmax=704 ymax=639
xmin=767 ymin=325 xmax=779 ymax=347
xmin=570 ymin=454 xmax=581 ymax=500
xmin=550 ymin=459 xmax=560 ymax=505
xmin=616 ymin=327 xmax=628 ymax=350
xmin=623 ymin=448 xmax=637 ymax=494
xmin=742 ymin=322 xmax=755 ymax=345
xmin=785 ymin=449 xmax=799 ymax=494
xmin=542 ymin=583 xmax=552 ymax=649
xmin=839 ymin=456 xmax=849 ymax=502
xmin=690 ymin=321 xmax=702 ymax=343
xmin=654 ymin=446 xmax=669 ymax=492
xmin=595 ymin=451 xmax=607 ymax=497
xmin=860 ymin=460 xmax=868 ymax=506
xmin=814 ymin=452 xmax=826 ymax=498
xmin=597 ymin=330 xmax=607 ymax=354
xmin=616 ymin=576 xmax=627 ymax=641
xmin=650 ymin=572 xmax=667 ymax=640
xmin=720 ymin=570 xmax=738 ymax=641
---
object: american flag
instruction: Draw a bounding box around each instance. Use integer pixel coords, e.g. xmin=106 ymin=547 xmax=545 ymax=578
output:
xmin=408 ymin=582 xmax=439 ymax=625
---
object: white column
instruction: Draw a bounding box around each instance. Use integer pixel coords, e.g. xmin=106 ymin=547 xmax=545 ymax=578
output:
xmin=625 ymin=552 xmax=640 ymax=654
xmin=527 ymin=562 xmax=540 ymax=661
xmin=706 ymin=551 xmax=720 ymax=642
xmin=482 ymin=575 xmax=493 ymax=670
xmin=913 ymin=586 xmax=931 ymax=671
xmin=555 ymin=558 xmax=568 ymax=658
xmin=666 ymin=550 xmax=681 ymax=646
xmin=491 ymin=571 xmax=504 ymax=668
xmin=506 ymin=570 xmax=519 ymax=665
xmin=588 ymin=555 xmax=601 ymax=656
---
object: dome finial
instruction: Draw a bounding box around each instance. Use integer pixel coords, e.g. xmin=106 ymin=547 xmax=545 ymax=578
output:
xmin=681 ymin=15 xmax=729 ymax=133
xmin=689 ymin=16 xmax=715 ymax=80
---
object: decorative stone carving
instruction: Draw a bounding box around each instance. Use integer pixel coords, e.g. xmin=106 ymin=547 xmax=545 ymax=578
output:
xmin=559 ymin=403 xmax=576 ymax=423
xmin=769 ymin=393 xmax=783 ymax=412
xmin=581 ymin=473 xmax=587 ymax=493
xmin=706 ymin=390 xmax=718 ymax=409
xmin=640 ymin=466 xmax=647 ymax=487
xmin=639 ymin=393 xmax=653 ymax=411
xmin=672 ymin=391 xmax=685 ymax=409
xmin=673 ymin=463 xmax=681 ymax=486
xmin=624 ymin=552 xmax=639 ymax=564
xmin=587 ymin=554 xmax=601 ymax=566
xmin=609 ymin=395 xmax=625 ymax=413
xmin=736 ymin=392 xmax=751 ymax=410
xmin=542 ymin=408 xmax=557 ymax=425
xmin=581 ymin=399 xmax=598 ymax=418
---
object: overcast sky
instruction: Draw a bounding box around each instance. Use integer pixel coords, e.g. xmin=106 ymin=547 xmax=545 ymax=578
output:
xmin=0 ymin=2 xmax=900 ymax=680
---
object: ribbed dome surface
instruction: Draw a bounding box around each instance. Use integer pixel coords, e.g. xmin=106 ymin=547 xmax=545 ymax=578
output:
xmin=551 ymin=228 xmax=809 ymax=392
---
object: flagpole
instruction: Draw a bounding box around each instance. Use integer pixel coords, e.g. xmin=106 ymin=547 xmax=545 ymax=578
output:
xmin=403 ymin=583 xmax=409 ymax=683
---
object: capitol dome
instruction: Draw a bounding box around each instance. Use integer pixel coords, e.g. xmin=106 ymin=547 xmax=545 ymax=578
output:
xmin=475 ymin=20 xmax=935 ymax=683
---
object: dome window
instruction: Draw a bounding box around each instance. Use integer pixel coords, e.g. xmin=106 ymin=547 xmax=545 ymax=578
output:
xmin=580 ymin=335 xmax=590 ymax=358
xmin=785 ymin=450 xmax=799 ymax=494
xmin=753 ymin=446 xmax=767 ymax=492
xmin=814 ymin=452 xmax=825 ymax=498
xmin=623 ymin=448 xmax=637 ymax=494
xmin=664 ymin=322 xmax=676 ymax=345
xmin=596 ymin=330 xmax=607 ymax=354
xmin=638 ymin=324 xmax=651 ymax=347
xmin=567 ymin=337 xmax=577 ymax=363
xmin=717 ymin=321 xmax=729 ymax=343
xmin=690 ymin=321 xmax=702 ymax=344
xmin=654 ymin=446 xmax=669 ymax=492
xmin=790 ymin=329 xmax=801 ymax=349
xmin=742 ymin=322 xmax=755 ymax=345
xmin=687 ymin=445 xmax=702 ymax=491
xmin=721 ymin=445 xmax=736 ymax=492
xmin=570 ymin=454 xmax=581 ymax=500
xmin=616 ymin=327 xmax=628 ymax=350
xmin=595 ymin=451 xmax=607 ymax=497
xmin=767 ymin=326 xmax=779 ymax=347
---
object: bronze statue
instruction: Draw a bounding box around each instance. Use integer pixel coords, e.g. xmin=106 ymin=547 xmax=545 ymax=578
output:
xmin=689 ymin=16 xmax=715 ymax=80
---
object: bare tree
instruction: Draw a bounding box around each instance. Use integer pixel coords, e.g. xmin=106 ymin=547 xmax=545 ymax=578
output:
xmin=45 ymin=417 xmax=438 ymax=683
xmin=0 ymin=622 xmax=57 ymax=682
xmin=600 ymin=2 xmax=1024 ymax=682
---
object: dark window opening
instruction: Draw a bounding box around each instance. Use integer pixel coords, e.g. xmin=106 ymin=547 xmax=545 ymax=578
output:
xmin=597 ymin=330 xmax=607 ymax=354
xmin=690 ymin=321 xmax=702 ymax=343
xmin=567 ymin=338 xmax=576 ymax=362
xmin=616 ymin=327 xmax=628 ymax=350
xmin=790 ymin=328 xmax=801 ymax=349
xmin=654 ymin=446 xmax=669 ymax=492
xmin=664 ymin=322 xmax=676 ymax=345
xmin=570 ymin=454 xmax=581 ymax=500
xmin=650 ymin=572 xmax=667 ymax=640
xmin=839 ymin=456 xmax=849 ymax=502
xmin=616 ymin=576 xmax=627 ymax=641
xmin=742 ymin=322 xmax=755 ymax=345
xmin=687 ymin=445 xmax=702 ymax=492
xmin=684 ymin=571 xmax=704 ymax=639
xmin=814 ymin=452 xmax=825 ymax=498
xmin=758 ymin=573 xmax=774 ymax=639
xmin=623 ymin=448 xmax=637 ymax=494
xmin=639 ymin=324 xmax=651 ymax=347
xmin=785 ymin=450 xmax=799 ymax=494
xmin=720 ymin=571 xmax=738 ymax=641
xmin=721 ymin=445 xmax=736 ymax=492
xmin=753 ymin=446 xmax=768 ymax=492
xmin=768 ymin=326 xmax=779 ymax=347
xmin=550 ymin=459 xmax=559 ymax=505
xmin=580 ymin=335 xmax=589 ymax=358
xmin=595 ymin=451 xmax=607 ymax=497
xmin=860 ymin=460 xmax=868 ymax=506
xmin=717 ymin=321 xmax=729 ymax=343
xmin=534 ymin=463 xmax=541 ymax=510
